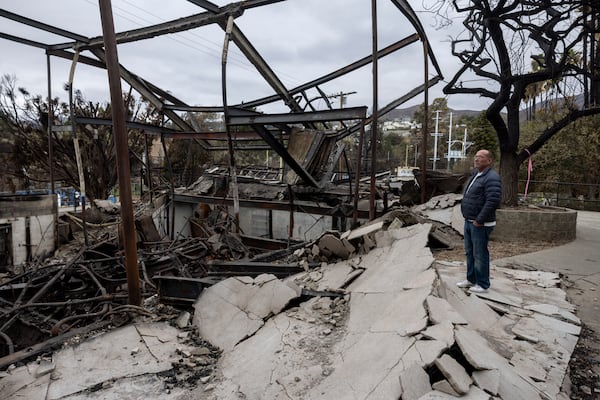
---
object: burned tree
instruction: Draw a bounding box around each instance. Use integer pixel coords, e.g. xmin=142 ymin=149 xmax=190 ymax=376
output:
xmin=0 ymin=74 xmax=152 ymax=201
xmin=439 ymin=0 xmax=600 ymax=205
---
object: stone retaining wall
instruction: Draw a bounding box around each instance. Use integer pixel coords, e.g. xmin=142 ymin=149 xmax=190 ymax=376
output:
xmin=493 ymin=207 xmax=577 ymax=241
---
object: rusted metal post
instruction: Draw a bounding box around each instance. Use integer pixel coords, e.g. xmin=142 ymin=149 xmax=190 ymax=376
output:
xmin=420 ymin=38 xmax=429 ymax=204
xmin=98 ymin=0 xmax=141 ymax=306
xmin=221 ymin=15 xmax=240 ymax=233
xmin=287 ymin=184 xmax=294 ymax=243
xmin=370 ymin=0 xmax=378 ymax=221
xmin=46 ymin=54 xmax=58 ymax=250
xmin=67 ymin=51 xmax=89 ymax=246
xmin=353 ymin=122 xmax=365 ymax=226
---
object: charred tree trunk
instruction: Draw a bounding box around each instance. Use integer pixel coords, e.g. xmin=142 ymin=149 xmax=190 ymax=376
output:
xmin=593 ymin=13 xmax=600 ymax=105
xmin=499 ymin=150 xmax=519 ymax=206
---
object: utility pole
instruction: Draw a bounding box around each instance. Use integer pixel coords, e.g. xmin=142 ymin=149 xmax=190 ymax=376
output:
xmin=328 ymin=91 xmax=357 ymax=109
xmin=446 ymin=112 xmax=453 ymax=171
xmin=329 ymin=91 xmax=357 ymax=179
xmin=431 ymin=110 xmax=443 ymax=170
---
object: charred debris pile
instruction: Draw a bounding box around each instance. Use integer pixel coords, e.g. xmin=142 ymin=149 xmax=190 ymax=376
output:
xmin=0 ymin=186 xmax=463 ymax=369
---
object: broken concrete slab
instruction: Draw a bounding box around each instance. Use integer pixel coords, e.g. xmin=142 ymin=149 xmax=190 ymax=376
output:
xmin=510 ymin=351 xmax=548 ymax=383
xmin=426 ymin=295 xmax=468 ymax=325
xmin=431 ymin=379 xmax=460 ymax=396
xmin=421 ymin=320 xmax=455 ymax=347
xmin=349 ymin=224 xmax=434 ymax=293
xmin=497 ymin=267 xmax=562 ymax=288
xmin=46 ymin=323 xmax=182 ymax=400
xmin=418 ymin=385 xmax=490 ymax=399
xmin=346 ymin=287 xmax=430 ymax=339
xmin=276 ymin=365 xmax=324 ymax=399
xmin=454 ymin=325 xmax=503 ymax=370
xmin=468 ymin=287 xmax=522 ymax=308
xmin=3 ymin=199 xmax=587 ymax=400
xmin=533 ymin=312 xmax=581 ymax=337
xmin=370 ymin=287 xmax=431 ymax=336
xmin=523 ymin=303 xmax=580 ymax=325
xmin=414 ymin=339 xmax=448 ymax=366
xmin=435 ymin=354 xmax=473 ymax=394
xmin=21 ymin=323 xmax=195 ymax=399
xmin=472 ymin=369 xmax=500 ymax=396
xmin=399 ymin=363 xmax=432 ymax=400
xmin=346 ymin=220 xmax=385 ymax=241
xmin=192 ymin=274 xmax=299 ymax=351
xmin=511 ymin=316 xmax=579 ymax=354
xmin=63 ymin=374 xmax=190 ymax=400
xmin=436 ymin=273 xmax=500 ymax=331
xmin=306 ymin=332 xmax=414 ymax=399
xmin=1 ymin=363 xmax=52 ymax=400
xmin=403 ymin=268 xmax=437 ymax=290
xmin=293 ymin=259 xmax=361 ymax=292
xmin=212 ymin=313 xmax=324 ymax=400
xmin=34 ymin=359 xmax=55 ymax=378
xmin=318 ymin=233 xmax=350 ymax=259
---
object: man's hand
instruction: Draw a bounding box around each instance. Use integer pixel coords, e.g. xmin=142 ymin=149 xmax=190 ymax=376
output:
xmin=473 ymin=221 xmax=482 ymax=227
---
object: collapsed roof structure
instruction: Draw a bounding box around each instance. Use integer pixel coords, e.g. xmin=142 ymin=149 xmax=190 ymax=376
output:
xmin=1 ymin=0 xmax=446 ymax=302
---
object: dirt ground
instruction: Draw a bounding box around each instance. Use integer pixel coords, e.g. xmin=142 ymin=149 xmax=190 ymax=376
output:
xmin=433 ymin=239 xmax=600 ymax=400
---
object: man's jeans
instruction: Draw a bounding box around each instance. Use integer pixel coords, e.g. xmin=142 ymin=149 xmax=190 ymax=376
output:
xmin=464 ymin=221 xmax=494 ymax=289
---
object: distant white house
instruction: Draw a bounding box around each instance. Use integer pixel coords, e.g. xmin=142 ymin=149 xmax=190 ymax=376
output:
xmin=382 ymin=119 xmax=419 ymax=132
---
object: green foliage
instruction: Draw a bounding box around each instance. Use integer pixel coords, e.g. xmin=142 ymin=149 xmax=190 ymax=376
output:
xmin=412 ymin=97 xmax=449 ymax=130
xmin=467 ymin=112 xmax=499 ymax=161
xmin=519 ymin=110 xmax=600 ymax=186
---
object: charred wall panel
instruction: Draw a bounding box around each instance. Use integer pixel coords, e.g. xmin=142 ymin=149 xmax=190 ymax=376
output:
xmin=0 ymin=195 xmax=56 ymax=268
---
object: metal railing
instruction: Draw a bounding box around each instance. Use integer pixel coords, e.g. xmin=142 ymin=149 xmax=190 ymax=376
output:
xmin=520 ymin=180 xmax=600 ymax=211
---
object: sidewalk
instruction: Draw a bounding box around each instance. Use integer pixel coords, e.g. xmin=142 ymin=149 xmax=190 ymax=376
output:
xmin=494 ymin=210 xmax=600 ymax=393
xmin=494 ymin=211 xmax=600 ymax=333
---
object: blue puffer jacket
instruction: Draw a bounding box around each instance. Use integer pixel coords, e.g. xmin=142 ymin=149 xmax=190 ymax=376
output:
xmin=461 ymin=167 xmax=502 ymax=224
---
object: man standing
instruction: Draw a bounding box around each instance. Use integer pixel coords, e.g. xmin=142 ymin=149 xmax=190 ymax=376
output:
xmin=457 ymin=149 xmax=502 ymax=293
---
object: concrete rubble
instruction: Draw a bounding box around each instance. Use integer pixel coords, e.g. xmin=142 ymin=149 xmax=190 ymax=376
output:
xmin=0 ymin=217 xmax=581 ymax=399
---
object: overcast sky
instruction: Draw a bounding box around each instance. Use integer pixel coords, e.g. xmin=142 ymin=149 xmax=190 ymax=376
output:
xmin=0 ymin=0 xmax=490 ymax=116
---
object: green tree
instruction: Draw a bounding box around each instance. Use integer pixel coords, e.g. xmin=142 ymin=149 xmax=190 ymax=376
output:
xmin=520 ymin=109 xmax=600 ymax=193
xmin=467 ymin=112 xmax=499 ymax=161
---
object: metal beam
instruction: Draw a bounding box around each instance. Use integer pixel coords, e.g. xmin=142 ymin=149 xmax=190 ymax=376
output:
xmin=186 ymin=0 xmax=220 ymax=13
xmin=228 ymin=106 xmax=367 ymax=125
xmin=0 ymin=32 xmax=48 ymax=49
xmin=237 ymin=35 xmax=419 ymax=109
xmin=163 ymin=105 xmax=225 ymax=112
xmin=51 ymin=9 xmax=235 ymax=50
xmin=0 ymin=9 xmax=88 ymax=42
xmin=251 ymin=124 xmax=320 ymax=187
xmin=174 ymin=193 xmax=370 ymax=219
xmin=389 ymin=0 xmax=443 ymax=78
xmin=74 ymin=116 xmax=281 ymax=141
xmin=47 ymin=49 xmax=106 ymax=68
xmin=48 ymin=49 xmax=188 ymax=107
xmin=207 ymin=261 xmax=304 ymax=278
xmin=99 ymin=0 xmax=140 ymax=306
xmin=50 ymin=0 xmax=286 ymax=51
xmin=222 ymin=22 xmax=302 ymax=112
xmin=89 ymin=48 xmax=196 ymax=136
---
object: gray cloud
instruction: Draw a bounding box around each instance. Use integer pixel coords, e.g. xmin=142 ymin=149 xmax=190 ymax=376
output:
xmin=0 ymin=0 xmax=489 ymax=114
